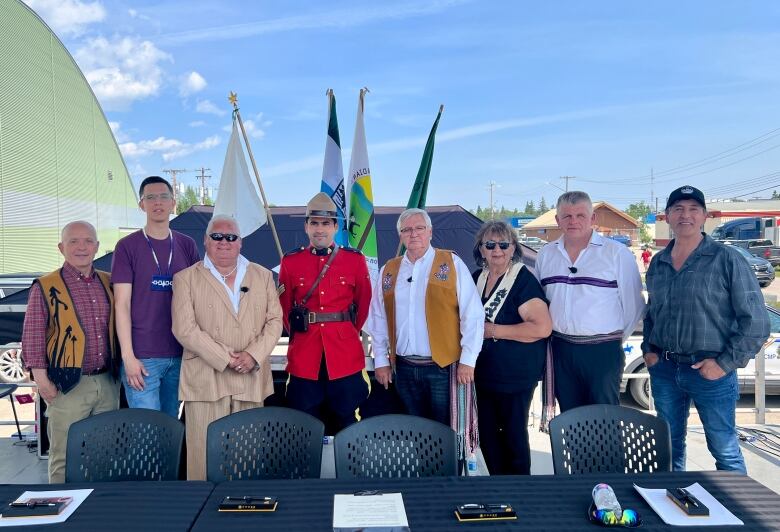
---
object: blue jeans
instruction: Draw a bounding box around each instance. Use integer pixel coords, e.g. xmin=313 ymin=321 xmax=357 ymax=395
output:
xmin=648 ymin=357 xmax=745 ymax=473
xmin=121 ymin=357 xmax=181 ymax=419
xmin=394 ymin=358 xmax=450 ymax=426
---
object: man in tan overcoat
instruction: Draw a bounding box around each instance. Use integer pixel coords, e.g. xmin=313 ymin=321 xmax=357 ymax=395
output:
xmin=172 ymin=214 xmax=282 ymax=480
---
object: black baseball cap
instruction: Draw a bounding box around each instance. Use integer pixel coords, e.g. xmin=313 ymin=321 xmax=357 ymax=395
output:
xmin=666 ymin=185 xmax=706 ymax=210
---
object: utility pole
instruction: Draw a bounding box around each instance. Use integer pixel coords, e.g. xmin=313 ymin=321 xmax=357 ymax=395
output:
xmin=196 ymin=167 xmax=212 ymax=204
xmin=650 ymin=167 xmax=654 ymax=212
xmin=487 ymin=180 xmax=500 ymax=219
xmin=162 ymin=168 xmax=188 ymax=199
xmin=560 ymin=175 xmax=575 ymax=192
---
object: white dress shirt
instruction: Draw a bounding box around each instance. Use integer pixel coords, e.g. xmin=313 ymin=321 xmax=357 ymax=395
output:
xmin=534 ymin=231 xmax=645 ymax=340
xmin=203 ymin=253 xmax=249 ymax=314
xmin=366 ymin=245 xmax=485 ymax=369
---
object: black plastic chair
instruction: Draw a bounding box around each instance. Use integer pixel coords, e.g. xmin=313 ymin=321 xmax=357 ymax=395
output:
xmin=206 ymin=406 xmax=325 ymax=481
xmin=65 ymin=408 xmax=184 ymax=482
xmin=334 ymin=414 xmax=458 ymax=478
xmin=548 ymin=404 xmax=672 ymax=475
xmin=0 ymin=384 xmax=22 ymax=440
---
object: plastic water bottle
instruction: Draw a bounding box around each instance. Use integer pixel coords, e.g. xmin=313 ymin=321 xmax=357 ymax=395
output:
xmin=467 ymin=452 xmax=478 ymax=473
xmin=592 ymin=483 xmax=622 ymax=519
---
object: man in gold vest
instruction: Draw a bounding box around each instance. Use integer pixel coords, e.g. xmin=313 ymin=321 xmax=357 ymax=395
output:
xmin=22 ymin=221 xmax=120 ymax=483
xmin=367 ymin=208 xmax=484 ymax=425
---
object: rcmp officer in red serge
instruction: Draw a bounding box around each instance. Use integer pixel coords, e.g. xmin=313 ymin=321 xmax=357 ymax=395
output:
xmin=279 ymin=192 xmax=372 ymax=431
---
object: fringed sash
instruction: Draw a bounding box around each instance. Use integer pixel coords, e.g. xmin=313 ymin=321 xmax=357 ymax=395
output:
xmin=539 ymin=330 xmax=624 ymax=433
xmin=449 ymin=366 xmax=479 ymax=475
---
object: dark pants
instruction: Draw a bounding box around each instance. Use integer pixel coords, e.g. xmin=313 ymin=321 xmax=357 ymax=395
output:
xmin=394 ymin=357 xmax=450 ymax=426
xmin=286 ymin=356 xmax=368 ymax=434
xmin=476 ymin=385 xmax=536 ymax=475
xmin=552 ymin=336 xmax=624 ymax=412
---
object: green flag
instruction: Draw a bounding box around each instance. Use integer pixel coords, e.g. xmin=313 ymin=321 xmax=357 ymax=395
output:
xmin=406 ymin=104 xmax=444 ymax=209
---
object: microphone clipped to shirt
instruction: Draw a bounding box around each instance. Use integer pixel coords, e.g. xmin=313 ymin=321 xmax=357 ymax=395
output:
xmin=568 ymin=267 xmax=577 ymax=274
xmin=240 ymin=286 xmax=249 ymax=293
xmin=407 ymin=276 xmax=413 ymax=283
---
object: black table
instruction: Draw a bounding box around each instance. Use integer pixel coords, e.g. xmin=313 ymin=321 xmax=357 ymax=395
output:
xmin=0 ymin=481 xmax=213 ymax=531
xmin=192 ymin=472 xmax=780 ymax=531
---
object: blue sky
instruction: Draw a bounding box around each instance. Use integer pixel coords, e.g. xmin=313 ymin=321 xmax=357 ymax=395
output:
xmin=25 ymin=0 xmax=780 ymax=210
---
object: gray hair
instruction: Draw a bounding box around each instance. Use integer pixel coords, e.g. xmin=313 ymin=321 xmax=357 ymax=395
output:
xmin=473 ymin=220 xmax=522 ymax=267
xmin=396 ymin=208 xmax=432 ymax=234
xmin=556 ymin=191 xmax=593 ymax=213
xmin=61 ymin=220 xmax=97 ymax=242
xmin=206 ymin=214 xmax=241 ymax=236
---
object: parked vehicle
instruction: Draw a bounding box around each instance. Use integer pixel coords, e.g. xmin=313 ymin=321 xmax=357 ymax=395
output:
xmin=0 ymin=273 xmax=38 ymax=299
xmin=711 ymin=216 xmax=779 ymax=243
xmin=621 ymin=305 xmax=780 ymax=409
xmin=518 ymin=236 xmax=547 ymax=251
xmin=607 ymin=234 xmax=631 ymax=247
xmin=723 ymin=243 xmax=775 ymax=287
xmin=720 ymin=239 xmax=780 ymax=267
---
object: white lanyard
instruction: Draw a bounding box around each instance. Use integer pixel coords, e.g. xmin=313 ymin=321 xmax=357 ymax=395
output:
xmin=142 ymin=228 xmax=174 ymax=276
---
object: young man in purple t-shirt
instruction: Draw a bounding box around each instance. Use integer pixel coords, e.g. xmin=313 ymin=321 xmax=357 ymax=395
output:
xmin=112 ymin=176 xmax=200 ymax=418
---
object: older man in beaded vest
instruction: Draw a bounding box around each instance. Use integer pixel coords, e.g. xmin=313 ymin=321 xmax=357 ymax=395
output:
xmin=367 ymin=208 xmax=484 ymax=425
xmin=22 ymin=221 xmax=120 ymax=483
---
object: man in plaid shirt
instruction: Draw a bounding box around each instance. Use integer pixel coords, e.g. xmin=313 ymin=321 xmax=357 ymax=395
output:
xmin=642 ymin=185 xmax=769 ymax=473
xmin=22 ymin=221 xmax=119 ymax=483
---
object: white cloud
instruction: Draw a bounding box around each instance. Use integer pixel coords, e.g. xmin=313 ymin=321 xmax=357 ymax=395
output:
xmin=179 ymin=71 xmax=207 ymax=97
xmin=24 ymin=0 xmax=106 ymax=37
xmin=162 ymin=135 xmax=221 ymax=161
xmin=107 ymin=120 xmax=129 ymax=142
xmin=189 ymin=120 xmax=206 ymax=127
xmin=222 ymin=114 xmax=269 ymax=138
xmin=74 ymin=36 xmax=172 ymax=109
xmin=119 ymin=134 xmax=221 ymax=162
xmin=158 ymin=0 xmax=470 ymax=45
xmin=196 ymin=99 xmax=227 ymax=116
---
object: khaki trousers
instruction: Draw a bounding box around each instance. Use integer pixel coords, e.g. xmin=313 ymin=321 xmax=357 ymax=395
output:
xmin=184 ymin=397 xmax=261 ymax=480
xmin=45 ymin=373 xmax=119 ymax=483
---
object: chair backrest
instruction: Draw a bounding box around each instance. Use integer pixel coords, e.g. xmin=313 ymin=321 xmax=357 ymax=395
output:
xmin=65 ymin=408 xmax=184 ymax=482
xmin=548 ymin=404 xmax=672 ymax=475
xmin=206 ymin=406 xmax=324 ymax=481
xmin=334 ymin=414 xmax=458 ymax=478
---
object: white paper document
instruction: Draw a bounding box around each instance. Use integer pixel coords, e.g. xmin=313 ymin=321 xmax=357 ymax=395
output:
xmin=333 ymin=492 xmax=410 ymax=531
xmin=0 ymin=489 xmax=92 ymax=527
xmin=634 ymin=482 xmax=743 ymax=526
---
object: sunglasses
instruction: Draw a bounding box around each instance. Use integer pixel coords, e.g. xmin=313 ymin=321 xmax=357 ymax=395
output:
xmin=209 ymin=232 xmax=239 ymax=242
xmin=589 ymin=508 xmax=641 ymax=528
xmin=482 ymin=240 xmax=512 ymax=250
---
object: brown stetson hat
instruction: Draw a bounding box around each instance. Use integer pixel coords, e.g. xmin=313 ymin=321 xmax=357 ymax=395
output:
xmin=295 ymin=192 xmax=343 ymax=219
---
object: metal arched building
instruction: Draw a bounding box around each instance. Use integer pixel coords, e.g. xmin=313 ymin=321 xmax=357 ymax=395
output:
xmin=0 ymin=0 xmax=142 ymax=274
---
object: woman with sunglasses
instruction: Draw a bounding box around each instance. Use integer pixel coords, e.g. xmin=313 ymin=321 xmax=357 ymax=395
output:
xmin=472 ymin=220 xmax=552 ymax=475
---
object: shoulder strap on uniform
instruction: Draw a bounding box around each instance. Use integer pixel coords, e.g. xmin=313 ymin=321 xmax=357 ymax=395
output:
xmin=299 ymin=246 xmax=340 ymax=305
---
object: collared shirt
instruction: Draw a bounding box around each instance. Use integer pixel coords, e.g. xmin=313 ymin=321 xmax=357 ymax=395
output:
xmin=535 ymin=231 xmax=645 ymax=339
xmin=22 ymin=262 xmax=111 ymax=371
xmin=641 ymin=234 xmax=770 ymax=374
xmin=203 ymin=253 xmax=249 ymax=314
xmin=366 ymin=245 xmax=485 ymax=369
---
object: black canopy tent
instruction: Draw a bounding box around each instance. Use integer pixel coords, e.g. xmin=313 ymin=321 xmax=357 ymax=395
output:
xmin=1 ymin=205 xmax=538 ymax=344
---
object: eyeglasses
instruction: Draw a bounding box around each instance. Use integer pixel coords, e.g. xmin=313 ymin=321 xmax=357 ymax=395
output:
xmin=399 ymin=225 xmax=428 ymax=235
xmin=142 ymin=193 xmax=173 ymax=201
xmin=209 ymin=232 xmax=239 ymax=242
xmin=482 ymin=240 xmax=512 ymax=250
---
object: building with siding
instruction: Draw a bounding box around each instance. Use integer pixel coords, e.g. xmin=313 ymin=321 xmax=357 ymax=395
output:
xmin=521 ymin=201 xmax=640 ymax=244
xmin=0 ymin=0 xmax=142 ymax=274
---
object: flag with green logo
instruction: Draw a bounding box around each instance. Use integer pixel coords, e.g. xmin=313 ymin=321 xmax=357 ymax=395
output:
xmin=319 ymin=89 xmax=348 ymax=246
xmin=347 ymin=88 xmax=378 ymax=282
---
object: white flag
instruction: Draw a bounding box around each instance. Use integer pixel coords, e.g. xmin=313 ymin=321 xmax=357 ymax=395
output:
xmin=213 ymin=120 xmax=266 ymax=237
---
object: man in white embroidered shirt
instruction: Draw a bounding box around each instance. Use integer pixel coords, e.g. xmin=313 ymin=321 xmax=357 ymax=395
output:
xmin=367 ymin=208 xmax=484 ymax=425
xmin=535 ymin=191 xmax=644 ymax=412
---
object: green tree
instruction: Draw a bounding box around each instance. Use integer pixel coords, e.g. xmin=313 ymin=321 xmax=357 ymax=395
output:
xmin=772 ymin=190 xmax=779 ymax=200
xmin=176 ymin=185 xmax=213 ymax=214
xmin=625 ymin=201 xmax=653 ymax=244
xmin=538 ymin=197 xmax=548 ymax=213
xmin=523 ymin=201 xmax=535 ymax=215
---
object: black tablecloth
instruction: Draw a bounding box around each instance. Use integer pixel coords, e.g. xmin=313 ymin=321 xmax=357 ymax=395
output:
xmin=192 ymin=472 xmax=779 ymax=531
xmin=0 ymin=481 xmax=213 ymax=531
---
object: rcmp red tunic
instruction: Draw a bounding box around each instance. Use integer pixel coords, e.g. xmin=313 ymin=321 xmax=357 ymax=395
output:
xmin=279 ymin=245 xmax=372 ymax=380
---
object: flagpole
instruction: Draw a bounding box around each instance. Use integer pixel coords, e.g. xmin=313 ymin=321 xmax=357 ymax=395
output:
xmin=228 ymin=91 xmax=284 ymax=260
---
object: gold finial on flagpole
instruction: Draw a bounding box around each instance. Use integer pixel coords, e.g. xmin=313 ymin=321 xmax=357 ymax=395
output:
xmin=228 ymin=91 xmax=238 ymax=107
